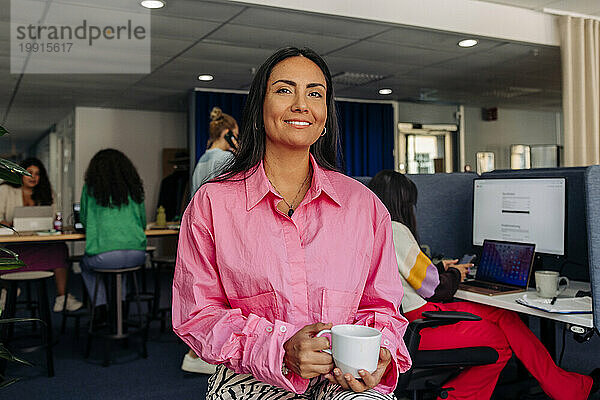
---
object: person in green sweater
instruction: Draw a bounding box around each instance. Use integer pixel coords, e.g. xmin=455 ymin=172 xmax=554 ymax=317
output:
xmin=79 ymin=149 xmax=147 ymax=308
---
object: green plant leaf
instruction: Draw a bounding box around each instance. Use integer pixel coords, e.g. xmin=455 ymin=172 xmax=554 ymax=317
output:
xmin=0 ymin=258 xmax=26 ymax=270
xmin=0 ymin=125 xmax=8 ymax=136
xmin=0 ymin=343 xmax=33 ymax=366
xmin=0 ymin=377 xmax=20 ymax=388
xmin=0 ymin=317 xmax=43 ymax=325
xmin=0 ymin=158 xmax=31 ymax=177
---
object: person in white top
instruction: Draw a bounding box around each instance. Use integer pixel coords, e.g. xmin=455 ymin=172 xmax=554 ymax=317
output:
xmin=0 ymin=157 xmax=82 ymax=312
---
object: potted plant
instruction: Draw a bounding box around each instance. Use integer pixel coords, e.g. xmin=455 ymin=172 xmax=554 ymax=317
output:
xmin=0 ymin=124 xmax=35 ymax=387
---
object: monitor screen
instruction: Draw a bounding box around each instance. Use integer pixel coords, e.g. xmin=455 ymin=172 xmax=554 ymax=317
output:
xmin=473 ymin=178 xmax=566 ymax=255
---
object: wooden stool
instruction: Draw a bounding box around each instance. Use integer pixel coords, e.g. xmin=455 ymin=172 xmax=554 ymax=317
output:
xmin=0 ymin=271 xmax=55 ymax=377
xmin=85 ymin=266 xmax=148 ymax=366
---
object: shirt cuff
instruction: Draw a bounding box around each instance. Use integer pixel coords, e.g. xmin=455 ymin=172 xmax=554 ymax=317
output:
xmin=374 ymin=329 xmax=412 ymax=394
xmin=244 ymin=316 xmax=309 ymax=394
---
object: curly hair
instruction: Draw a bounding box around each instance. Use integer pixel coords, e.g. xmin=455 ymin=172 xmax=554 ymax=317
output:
xmin=84 ymin=149 xmax=144 ymax=208
xmin=207 ymin=107 xmax=237 ymax=148
xmin=6 ymin=157 xmax=54 ymax=206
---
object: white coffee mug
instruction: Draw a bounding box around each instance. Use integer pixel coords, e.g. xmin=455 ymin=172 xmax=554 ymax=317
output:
xmin=316 ymin=324 xmax=381 ymax=378
xmin=535 ymin=270 xmax=569 ymax=298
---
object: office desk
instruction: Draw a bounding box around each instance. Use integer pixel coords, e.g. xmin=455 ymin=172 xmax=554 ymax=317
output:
xmin=0 ymin=229 xmax=179 ymax=244
xmin=456 ymin=281 xmax=593 ymax=359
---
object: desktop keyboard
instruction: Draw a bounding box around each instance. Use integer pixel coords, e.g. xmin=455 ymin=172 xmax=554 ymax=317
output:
xmin=462 ymin=280 xmax=516 ymax=292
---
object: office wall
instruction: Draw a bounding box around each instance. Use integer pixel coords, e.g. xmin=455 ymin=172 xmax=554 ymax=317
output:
xmin=74 ymin=107 xmax=187 ymax=222
xmin=398 ymin=102 xmax=458 ymax=125
xmin=463 ymin=107 xmax=561 ymax=170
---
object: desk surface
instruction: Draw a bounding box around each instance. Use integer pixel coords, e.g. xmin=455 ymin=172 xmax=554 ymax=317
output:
xmin=0 ymin=229 xmax=178 ymax=243
xmin=455 ymin=281 xmax=593 ymax=328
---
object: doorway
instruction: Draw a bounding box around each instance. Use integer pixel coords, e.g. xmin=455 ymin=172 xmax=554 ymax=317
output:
xmin=397 ymin=123 xmax=457 ymax=174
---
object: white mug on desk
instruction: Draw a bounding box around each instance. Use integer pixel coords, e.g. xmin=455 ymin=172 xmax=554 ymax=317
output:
xmin=535 ymin=270 xmax=569 ymax=298
xmin=316 ymin=325 xmax=381 ymax=378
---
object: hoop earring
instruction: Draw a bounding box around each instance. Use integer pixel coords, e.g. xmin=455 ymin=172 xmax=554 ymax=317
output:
xmin=320 ymin=127 xmax=326 ymax=137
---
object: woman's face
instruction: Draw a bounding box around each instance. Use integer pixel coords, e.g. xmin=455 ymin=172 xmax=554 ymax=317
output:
xmin=22 ymin=165 xmax=40 ymax=189
xmin=262 ymin=56 xmax=327 ymax=151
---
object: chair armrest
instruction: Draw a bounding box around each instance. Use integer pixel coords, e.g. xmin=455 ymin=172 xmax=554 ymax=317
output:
xmin=404 ymin=311 xmax=482 ymax=357
xmin=421 ymin=311 xmax=482 ymax=321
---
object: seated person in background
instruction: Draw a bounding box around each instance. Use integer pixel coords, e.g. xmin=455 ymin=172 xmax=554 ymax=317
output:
xmin=368 ymin=170 xmax=598 ymax=400
xmin=0 ymin=157 xmax=82 ymax=312
xmin=181 ymin=107 xmax=240 ymax=374
xmin=173 ymin=47 xmax=411 ymax=399
xmin=191 ymin=106 xmax=239 ymax=193
xmin=79 ymin=149 xmax=147 ymax=318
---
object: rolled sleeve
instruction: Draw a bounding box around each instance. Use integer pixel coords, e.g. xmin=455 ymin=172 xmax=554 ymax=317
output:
xmin=172 ymin=198 xmax=308 ymax=393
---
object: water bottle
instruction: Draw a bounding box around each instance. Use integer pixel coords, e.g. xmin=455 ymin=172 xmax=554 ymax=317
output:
xmin=53 ymin=211 xmax=63 ymax=232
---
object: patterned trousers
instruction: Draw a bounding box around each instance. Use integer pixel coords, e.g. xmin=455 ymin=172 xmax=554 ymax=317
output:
xmin=207 ymin=365 xmax=397 ymax=400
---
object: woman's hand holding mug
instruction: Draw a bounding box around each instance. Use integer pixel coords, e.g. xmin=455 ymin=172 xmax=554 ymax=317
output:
xmin=283 ymin=322 xmax=334 ymax=379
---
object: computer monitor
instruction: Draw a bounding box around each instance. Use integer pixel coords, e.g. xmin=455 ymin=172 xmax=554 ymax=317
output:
xmin=473 ymin=177 xmax=566 ymax=256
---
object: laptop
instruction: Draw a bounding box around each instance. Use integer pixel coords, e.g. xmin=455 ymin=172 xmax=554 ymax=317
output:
xmin=459 ymin=239 xmax=536 ymax=296
xmin=13 ymin=206 xmax=54 ymax=232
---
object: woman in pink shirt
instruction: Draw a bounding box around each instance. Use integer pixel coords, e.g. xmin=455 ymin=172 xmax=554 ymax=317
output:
xmin=172 ymin=47 xmax=411 ymax=399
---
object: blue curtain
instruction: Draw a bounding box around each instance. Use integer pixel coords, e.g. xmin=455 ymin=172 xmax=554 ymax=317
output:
xmin=337 ymin=101 xmax=394 ymax=176
xmin=194 ymin=91 xmax=247 ymax=163
xmin=192 ymin=92 xmax=394 ymax=175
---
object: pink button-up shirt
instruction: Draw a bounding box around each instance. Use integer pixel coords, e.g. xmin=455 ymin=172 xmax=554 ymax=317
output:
xmin=172 ymin=155 xmax=411 ymax=394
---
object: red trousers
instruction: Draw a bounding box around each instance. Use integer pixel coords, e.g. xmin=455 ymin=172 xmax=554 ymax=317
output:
xmin=405 ymin=302 xmax=592 ymax=400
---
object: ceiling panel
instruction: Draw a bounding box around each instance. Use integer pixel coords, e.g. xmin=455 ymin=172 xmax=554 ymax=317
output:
xmin=151 ymin=15 xmax=222 ymax=41
xmin=232 ymin=7 xmax=390 ymax=40
xmin=370 ymin=26 xmax=501 ymax=52
xmin=330 ymin=40 xmax=459 ymax=67
xmin=156 ymin=0 xmax=246 ymax=22
xmin=205 ymin=24 xmax=355 ymax=54
xmin=178 ymin=42 xmax=274 ymax=68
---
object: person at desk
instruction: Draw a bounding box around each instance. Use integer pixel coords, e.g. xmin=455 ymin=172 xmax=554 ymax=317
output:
xmin=79 ymin=149 xmax=146 ymax=316
xmin=0 ymin=157 xmax=82 ymax=312
xmin=180 ymin=108 xmax=240 ymax=375
xmin=173 ymin=47 xmax=411 ymax=398
xmin=368 ymin=170 xmax=598 ymax=400
xmin=191 ymin=107 xmax=239 ymax=192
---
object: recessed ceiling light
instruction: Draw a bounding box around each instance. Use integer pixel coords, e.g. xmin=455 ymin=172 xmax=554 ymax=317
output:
xmin=458 ymin=39 xmax=478 ymax=48
xmin=379 ymin=88 xmax=392 ymax=95
xmin=140 ymin=0 xmax=165 ymax=9
xmin=198 ymin=74 xmax=214 ymax=81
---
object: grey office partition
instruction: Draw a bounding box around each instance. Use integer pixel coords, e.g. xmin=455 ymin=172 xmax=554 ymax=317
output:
xmin=585 ymin=165 xmax=600 ymax=332
xmin=407 ymin=173 xmax=477 ymax=259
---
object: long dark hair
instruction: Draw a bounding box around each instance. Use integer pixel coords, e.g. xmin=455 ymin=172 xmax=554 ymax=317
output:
xmin=7 ymin=157 xmax=53 ymax=205
xmin=84 ymin=149 xmax=144 ymax=208
xmin=368 ymin=170 xmax=420 ymax=243
xmin=215 ymin=47 xmax=341 ymax=182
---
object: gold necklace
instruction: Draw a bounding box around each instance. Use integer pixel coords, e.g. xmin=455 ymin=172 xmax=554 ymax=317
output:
xmin=267 ymin=167 xmax=312 ymax=217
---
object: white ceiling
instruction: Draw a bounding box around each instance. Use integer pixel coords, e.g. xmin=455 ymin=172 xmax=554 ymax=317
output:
xmin=1 ymin=0 xmax=595 ymax=147
xmin=476 ymin=0 xmax=600 ymax=15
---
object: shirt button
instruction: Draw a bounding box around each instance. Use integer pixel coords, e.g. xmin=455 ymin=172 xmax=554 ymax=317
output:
xmin=279 ymin=326 xmax=287 ymax=333
xmin=266 ymin=326 xmax=273 ymax=333
xmin=383 ymin=339 xmax=390 ymax=346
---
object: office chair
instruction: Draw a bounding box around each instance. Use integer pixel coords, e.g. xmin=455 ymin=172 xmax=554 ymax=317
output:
xmin=396 ymin=311 xmax=499 ymax=400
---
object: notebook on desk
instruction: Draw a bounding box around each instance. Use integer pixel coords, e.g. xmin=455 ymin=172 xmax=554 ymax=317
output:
xmin=459 ymin=239 xmax=536 ymax=296
xmin=12 ymin=206 xmax=54 ymax=232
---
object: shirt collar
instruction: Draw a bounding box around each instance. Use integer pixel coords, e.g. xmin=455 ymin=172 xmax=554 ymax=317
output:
xmin=245 ymin=154 xmax=342 ymax=212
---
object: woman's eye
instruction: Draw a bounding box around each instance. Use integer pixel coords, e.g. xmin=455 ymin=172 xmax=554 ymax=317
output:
xmin=276 ymin=87 xmax=292 ymax=94
xmin=309 ymin=91 xmax=323 ymax=98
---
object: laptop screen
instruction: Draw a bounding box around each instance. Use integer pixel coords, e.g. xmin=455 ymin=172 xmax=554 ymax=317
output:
xmin=476 ymin=240 xmax=536 ymax=287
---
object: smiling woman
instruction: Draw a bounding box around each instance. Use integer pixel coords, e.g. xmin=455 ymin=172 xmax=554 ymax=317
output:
xmin=172 ymin=47 xmax=411 ymax=400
